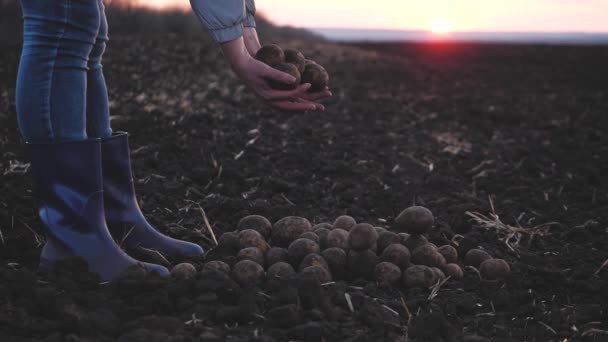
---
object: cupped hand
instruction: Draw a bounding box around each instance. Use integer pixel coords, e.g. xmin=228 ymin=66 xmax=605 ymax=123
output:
xmin=233 ymin=56 xmax=328 ymax=111
xmin=222 ymin=37 xmax=332 ymax=112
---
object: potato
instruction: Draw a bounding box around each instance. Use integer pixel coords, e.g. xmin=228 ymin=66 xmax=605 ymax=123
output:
xmin=304 ymin=59 xmax=316 ymax=65
xmin=287 ymin=238 xmax=321 ymax=266
xmin=312 ymin=222 xmax=332 ymax=230
xmin=375 ymin=226 xmax=387 ymax=234
xmin=220 ymin=255 xmax=237 ymax=268
xmin=443 ymin=263 xmax=464 ymax=280
xmin=411 ymin=244 xmax=446 ymax=268
xmin=237 ymin=247 xmax=265 ymax=267
xmin=437 ymin=245 xmax=458 ymax=264
xmin=299 ymin=232 xmax=320 ymax=245
xmin=301 ymin=63 xmax=329 ymax=92
xmin=403 ymin=265 xmax=436 ymax=289
xmin=326 ymin=228 xmax=349 ymax=250
xmin=238 ymin=229 xmax=269 ymax=252
xmin=217 ymin=231 xmax=239 ymax=254
xmin=171 ymin=263 xmax=197 ymax=280
xmin=394 ymin=206 xmax=434 ymax=235
xmin=255 ymin=44 xmax=284 ymax=66
xmin=479 ymin=258 xmax=510 ymax=280
xmin=313 ymin=227 xmax=330 ymax=249
xmin=347 ymin=249 xmax=379 ymax=279
xmin=403 ymin=234 xmax=428 ymax=252
xmin=269 ymin=63 xmax=301 ymax=90
xmin=431 ymin=267 xmax=446 ymax=282
xmin=298 ymin=253 xmax=329 ymax=272
xmin=265 ymin=247 xmax=289 ymax=267
xmin=232 ymin=260 xmax=265 ymax=286
xmin=300 ymin=265 xmax=332 ymax=284
xmin=202 ymin=260 xmax=230 ymax=274
xmin=377 ymin=231 xmax=401 ymax=252
xmin=348 ymin=223 xmax=378 ymax=251
xmin=237 ymin=215 xmax=272 ymax=239
xmin=373 ymin=262 xmax=402 ymax=285
xmin=284 ymin=48 xmax=306 ymax=73
xmin=380 ymin=243 xmax=411 ymax=269
xmin=333 ymin=215 xmax=356 ymax=231
xmin=398 ymin=232 xmax=410 ymax=243
xmin=271 ymin=216 xmax=312 ymax=247
xmin=267 ymin=262 xmax=295 ymax=280
xmin=322 ymin=247 xmax=347 ymax=280
xmin=464 ymin=249 xmax=492 ymax=268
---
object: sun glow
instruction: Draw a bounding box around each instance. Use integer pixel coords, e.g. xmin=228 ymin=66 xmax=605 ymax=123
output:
xmin=430 ymin=20 xmax=452 ymax=34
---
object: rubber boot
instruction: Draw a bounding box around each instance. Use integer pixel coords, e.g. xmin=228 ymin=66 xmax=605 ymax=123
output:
xmin=101 ymin=132 xmax=204 ymax=257
xmin=31 ymin=138 xmax=170 ymax=281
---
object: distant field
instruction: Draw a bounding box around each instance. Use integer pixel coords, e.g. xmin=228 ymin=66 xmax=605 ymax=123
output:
xmin=313 ymin=27 xmax=608 ymax=45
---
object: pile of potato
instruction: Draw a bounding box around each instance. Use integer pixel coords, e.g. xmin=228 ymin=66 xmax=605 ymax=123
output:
xmin=255 ymin=44 xmax=329 ymax=92
xmin=173 ymin=206 xmax=511 ymax=289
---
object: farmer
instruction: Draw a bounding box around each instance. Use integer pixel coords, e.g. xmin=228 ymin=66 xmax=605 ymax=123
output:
xmin=16 ymin=0 xmax=331 ymax=281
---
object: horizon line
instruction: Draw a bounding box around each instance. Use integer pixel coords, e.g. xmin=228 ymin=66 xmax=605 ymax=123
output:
xmin=308 ymin=27 xmax=608 ymax=35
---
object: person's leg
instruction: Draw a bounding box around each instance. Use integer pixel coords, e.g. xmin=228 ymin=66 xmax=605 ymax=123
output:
xmin=102 ymin=133 xmax=205 ymax=258
xmin=92 ymin=1 xmax=202 ymax=258
xmin=16 ymin=0 xmax=99 ymax=142
xmin=16 ymin=0 xmax=169 ymax=281
xmin=86 ymin=0 xmax=112 ymax=138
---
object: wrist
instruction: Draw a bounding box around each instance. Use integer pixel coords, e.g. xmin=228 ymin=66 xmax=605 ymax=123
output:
xmin=221 ymin=37 xmax=252 ymax=71
xmin=243 ymin=27 xmax=262 ymax=56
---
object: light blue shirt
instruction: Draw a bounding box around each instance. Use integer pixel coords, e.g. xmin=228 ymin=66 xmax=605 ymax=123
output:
xmin=190 ymin=0 xmax=256 ymax=43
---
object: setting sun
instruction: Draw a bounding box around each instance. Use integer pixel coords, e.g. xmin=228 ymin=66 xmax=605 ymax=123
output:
xmin=430 ymin=20 xmax=452 ymax=34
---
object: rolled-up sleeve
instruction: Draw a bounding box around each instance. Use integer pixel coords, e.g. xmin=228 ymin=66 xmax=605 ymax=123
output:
xmin=190 ymin=0 xmax=250 ymax=43
xmin=244 ymin=0 xmax=257 ymax=28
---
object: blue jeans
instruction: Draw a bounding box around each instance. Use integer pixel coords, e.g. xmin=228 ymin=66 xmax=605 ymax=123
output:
xmin=16 ymin=0 xmax=112 ymax=143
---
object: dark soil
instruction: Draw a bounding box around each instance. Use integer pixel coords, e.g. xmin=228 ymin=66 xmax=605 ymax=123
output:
xmin=1 ymin=36 xmax=608 ymax=341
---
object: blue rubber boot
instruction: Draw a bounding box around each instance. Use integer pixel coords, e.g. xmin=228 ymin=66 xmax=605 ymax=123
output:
xmin=31 ymin=138 xmax=170 ymax=281
xmin=101 ymin=132 xmax=204 ymax=257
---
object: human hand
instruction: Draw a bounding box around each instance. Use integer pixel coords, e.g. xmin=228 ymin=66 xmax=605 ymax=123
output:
xmin=222 ymin=37 xmax=329 ymax=111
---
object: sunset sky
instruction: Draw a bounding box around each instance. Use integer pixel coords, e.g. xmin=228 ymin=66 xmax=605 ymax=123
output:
xmin=141 ymin=0 xmax=608 ymax=33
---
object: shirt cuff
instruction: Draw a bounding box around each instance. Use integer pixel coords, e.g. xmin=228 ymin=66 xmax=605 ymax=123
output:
xmin=208 ymin=22 xmax=244 ymax=43
xmin=243 ymin=12 xmax=256 ymax=28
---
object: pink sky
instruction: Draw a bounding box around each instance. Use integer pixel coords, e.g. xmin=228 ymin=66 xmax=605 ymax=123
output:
xmin=141 ymin=0 xmax=608 ymax=32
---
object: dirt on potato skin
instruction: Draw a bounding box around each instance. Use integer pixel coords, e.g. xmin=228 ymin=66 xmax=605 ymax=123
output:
xmin=1 ymin=35 xmax=608 ymax=341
